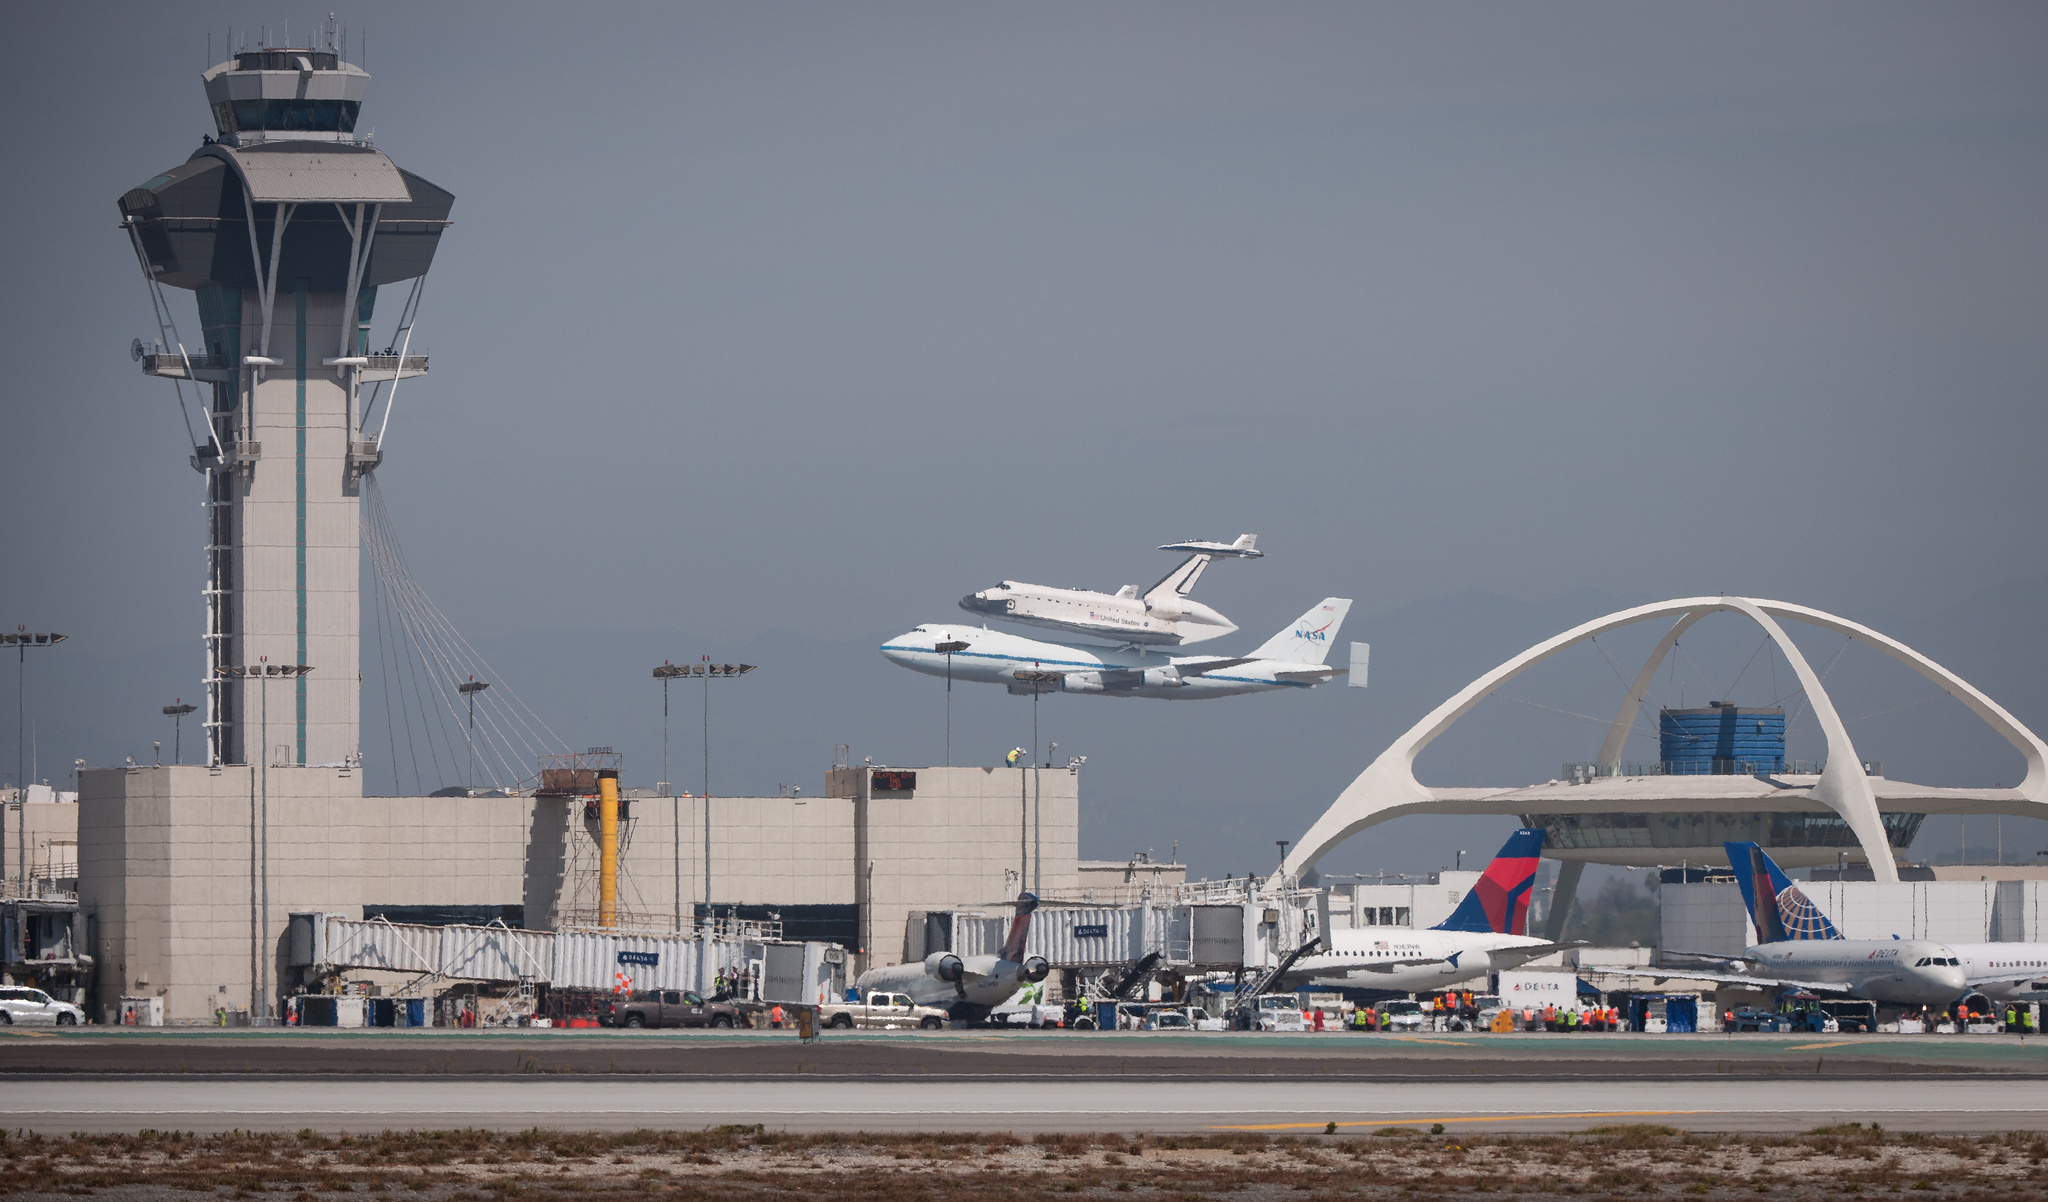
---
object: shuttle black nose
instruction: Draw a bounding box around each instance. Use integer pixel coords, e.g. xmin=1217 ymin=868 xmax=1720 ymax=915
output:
xmin=959 ymin=593 xmax=998 ymax=614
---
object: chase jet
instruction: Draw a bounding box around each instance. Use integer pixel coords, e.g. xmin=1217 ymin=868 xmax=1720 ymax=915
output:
xmin=883 ymin=597 xmax=1350 ymax=699
xmin=960 ymin=534 xmax=1261 ymax=647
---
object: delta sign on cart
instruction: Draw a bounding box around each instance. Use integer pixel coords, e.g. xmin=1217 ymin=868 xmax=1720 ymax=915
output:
xmin=1498 ymin=970 xmax=1578 ymax=1012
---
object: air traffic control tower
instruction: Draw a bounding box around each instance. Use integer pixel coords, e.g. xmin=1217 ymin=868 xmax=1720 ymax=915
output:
xmin=120 ymin=29 xmax=452 ymax=767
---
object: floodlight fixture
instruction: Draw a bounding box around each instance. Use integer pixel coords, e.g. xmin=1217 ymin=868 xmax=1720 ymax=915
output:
xmin=163 ymin=701 xmax=199 ymax=765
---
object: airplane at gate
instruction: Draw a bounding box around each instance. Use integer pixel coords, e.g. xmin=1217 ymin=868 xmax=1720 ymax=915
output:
xmin=855 ymin=893 xmax=1050 ymax=1022
xmin=959 ymin=534 xmax=1262 ymax=647
xmin=883 ymin=597 xmax=1351 ymax=699
xmin=1656 ymin=843 xmax=1967 ymax=1006
xmin=1287 ymin=829 xmax=1583 ymax=993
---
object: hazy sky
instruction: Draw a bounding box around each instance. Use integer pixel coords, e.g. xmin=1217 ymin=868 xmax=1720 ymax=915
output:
xmin=3 ymin=3 xmax=2044 ymax=879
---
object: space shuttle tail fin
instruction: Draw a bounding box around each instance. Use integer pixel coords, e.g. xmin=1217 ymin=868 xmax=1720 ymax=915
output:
xmin=1143 ymin=554 xmax=1212 ymax=603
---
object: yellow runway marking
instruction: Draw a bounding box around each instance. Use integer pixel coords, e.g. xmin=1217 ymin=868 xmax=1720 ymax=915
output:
xmin=1786 ymin=1041 xmax=1862 ymax=1051
xmin=1214 ymin=1109 xmax=1710 ymax=1131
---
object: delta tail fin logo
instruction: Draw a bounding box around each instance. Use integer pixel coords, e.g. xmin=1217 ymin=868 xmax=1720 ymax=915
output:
xmin=1725 ymin=841 xmax=1841 ymax=942
xmin=1433 ymin=829 xmax=1544 ymax=936
xmin=999 ymin=892 xmax=1040 ymax=961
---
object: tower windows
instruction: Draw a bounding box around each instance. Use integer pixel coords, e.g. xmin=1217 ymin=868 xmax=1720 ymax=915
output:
xmin=220 ymin=99 xmax=361 ymax=135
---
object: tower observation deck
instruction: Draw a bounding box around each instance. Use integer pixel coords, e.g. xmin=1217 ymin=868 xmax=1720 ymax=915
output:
xmin=118 ymin=22 xmax=454 ymax=768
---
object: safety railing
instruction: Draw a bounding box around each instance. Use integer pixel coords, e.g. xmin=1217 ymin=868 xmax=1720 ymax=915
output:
xmin=1561 ymin=760 xmax=1880 ymax=783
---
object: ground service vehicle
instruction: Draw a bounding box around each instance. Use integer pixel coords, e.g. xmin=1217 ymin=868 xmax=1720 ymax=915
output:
xmin=1255 ymin=995 xmax=1307 ymax=1032
xmin=613 ymin=990 xmax=745 ymax=1029
xmin=817 ymin=992 xmax=948 ymax=1030
xmin=1724 ymin=1006 xmax=1788 ymax=1033
xmin=0 ymin=987 xmax=83 ymax=1026
xmin=1779 ymin=993 xmax=1842 ymax=1034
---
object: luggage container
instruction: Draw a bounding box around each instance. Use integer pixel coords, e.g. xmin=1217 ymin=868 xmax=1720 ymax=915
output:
xmin=1626 ymin=994 xmax=1699 ymax=1033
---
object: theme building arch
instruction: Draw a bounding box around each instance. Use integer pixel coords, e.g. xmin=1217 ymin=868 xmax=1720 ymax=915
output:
xmin=1284 ymin=597 xmax=2048 ymax=886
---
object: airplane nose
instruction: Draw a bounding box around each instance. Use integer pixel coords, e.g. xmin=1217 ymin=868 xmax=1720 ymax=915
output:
xmin=959 ymin=593 xmax=996 ymax=614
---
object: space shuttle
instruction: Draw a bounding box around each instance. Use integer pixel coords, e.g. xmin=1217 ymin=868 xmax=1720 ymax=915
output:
xmin=959 ymin=534 xmax=1261 ymax=646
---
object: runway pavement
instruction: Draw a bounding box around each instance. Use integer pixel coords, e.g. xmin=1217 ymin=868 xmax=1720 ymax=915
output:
xmin=7 ymin=1073 xmax=2046 ymax=1135
xmin=6 ymin=1027 xmax=2045 ymax=1079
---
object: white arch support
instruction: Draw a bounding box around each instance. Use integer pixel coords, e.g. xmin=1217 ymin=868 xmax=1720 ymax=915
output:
xmin=1283 ymin=596 xmax=2048 ymax=886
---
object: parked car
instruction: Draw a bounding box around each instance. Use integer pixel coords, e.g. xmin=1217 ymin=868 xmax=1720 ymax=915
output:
xmin=817 ymin=992 xmax=949 ymax=1030
xmin=0 ymin=987 xmax=84 ymax=1026
xmin=612 ymin=989 xmax=746 ymax=1029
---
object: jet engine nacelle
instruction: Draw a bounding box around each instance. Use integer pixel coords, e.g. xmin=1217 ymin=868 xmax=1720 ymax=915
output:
xmin=925 ymin=952 xmax=965 ymax=982
xmin=1020 ymin=955 xmax=1051 ymax=983
xmin=1061 ymin=668 xmax=1182 ymax=692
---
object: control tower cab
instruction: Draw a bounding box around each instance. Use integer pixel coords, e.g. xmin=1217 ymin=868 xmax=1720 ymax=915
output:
xmin=118 ymin=26 xmax=453 ymax=769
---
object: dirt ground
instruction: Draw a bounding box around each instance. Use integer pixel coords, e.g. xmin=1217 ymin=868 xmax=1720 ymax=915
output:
xmin=2 ymin=1123 xmax=2045 ymax=1201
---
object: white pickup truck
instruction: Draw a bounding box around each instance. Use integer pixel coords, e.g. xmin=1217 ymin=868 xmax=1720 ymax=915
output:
xmin=816 ymin=992 xmax=950 ymax=1030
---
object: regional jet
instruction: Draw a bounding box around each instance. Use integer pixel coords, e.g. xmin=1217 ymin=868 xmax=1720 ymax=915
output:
xmin=883 ymin=597 xmax=1350 ymax=699
xmin=1286 ymin=829 xmax=1583 ymax=994
xmin=959 ymin=534 xmax=1262 ymax=647
xmin=856 ymin=893 xmax=1050 ymax=1022
xmin=1653 ymin=843 xmax=1967 ymax=1006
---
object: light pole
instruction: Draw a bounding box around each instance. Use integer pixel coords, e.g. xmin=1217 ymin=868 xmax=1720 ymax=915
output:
xmin=934 ymin=640 xmax=968 ymax=766
xmin=655 ymin=661 xmax=755 ymax=918
xmin=652 ymin=662 xmax=678 ymax=931
xmin=217 ymin=659 xmax=312 ymax=1021
xmin=7 ymin=629 xmax=66 ymax=890
xmin=457 ymin=678 xmax=490 ymax=790
xmin=163 ymin=702 xmax=197 ymax=766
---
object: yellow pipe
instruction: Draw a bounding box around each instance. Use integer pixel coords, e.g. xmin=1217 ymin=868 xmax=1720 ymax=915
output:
xmin=598 ymin=770 xmax=620 ymax=928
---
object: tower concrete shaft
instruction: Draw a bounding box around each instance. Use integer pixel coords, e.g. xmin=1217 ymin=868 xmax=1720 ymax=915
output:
xmin=120 ymin=26 xmax=452 ymax=769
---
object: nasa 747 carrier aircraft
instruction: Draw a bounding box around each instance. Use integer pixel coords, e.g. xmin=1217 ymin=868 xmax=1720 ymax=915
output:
xmin=1286 ymin=829 xmax=1583 ymax=993
xmin=960 ymin=535 xmax=1262 ymax=647
xmin=1656 ymin=843 xmax=1967 ymax=1006
xmin=883 ymin=598 xmax=1351 ymax=698
xmin=856 ymin=893 xmax=1049 ymax=1021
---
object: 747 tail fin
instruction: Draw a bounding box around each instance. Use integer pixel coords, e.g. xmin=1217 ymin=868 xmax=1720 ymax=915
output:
xmin=1434 ymin=829 xmax=1544 ymax=935
xmin=1249 ymin=598 xmax=1352 ymax=664
xmin=1724 ymin=841 xmax=1840 ymax=942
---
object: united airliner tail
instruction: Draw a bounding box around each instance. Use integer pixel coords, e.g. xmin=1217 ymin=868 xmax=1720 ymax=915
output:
xmin=1249 ymin=598 xmax=1352 ymax=664
xmin=999 ymin=892 xmax=1040 ymax=961
xmin=1725 ymin=841 xmax=1841 ymax=942
xmin=1433 ymin=829 xmax=1544 ymax=935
